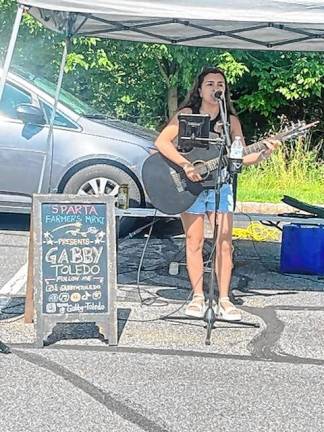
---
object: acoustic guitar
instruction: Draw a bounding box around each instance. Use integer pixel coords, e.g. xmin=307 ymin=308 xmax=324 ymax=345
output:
xmin=142 ymin=121 xmax=318 ymax=214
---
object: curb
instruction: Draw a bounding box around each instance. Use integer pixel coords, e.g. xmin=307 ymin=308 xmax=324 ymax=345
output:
xmin=236 ymin=201 xmax=294 ymax=214
xmin=235 ymin=201 xmax=323 ymax=215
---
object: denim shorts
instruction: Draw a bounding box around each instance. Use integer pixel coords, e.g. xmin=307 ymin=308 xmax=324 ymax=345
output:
xmin=185 ymin=184 xmax=234 ymax=214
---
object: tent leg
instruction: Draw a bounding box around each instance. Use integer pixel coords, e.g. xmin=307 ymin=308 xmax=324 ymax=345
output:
xmin=37 ymin=37 xmax=70 ymax=193
xmin=0 ymin=4 xmax=25 ymax=102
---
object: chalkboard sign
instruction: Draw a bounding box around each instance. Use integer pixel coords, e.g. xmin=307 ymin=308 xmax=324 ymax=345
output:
xmin=33 ymin=195 xmax=117 ymax=347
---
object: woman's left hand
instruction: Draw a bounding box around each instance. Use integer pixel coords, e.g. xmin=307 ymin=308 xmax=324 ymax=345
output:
xmin=257 ymin=138 xmax=281 ymax=163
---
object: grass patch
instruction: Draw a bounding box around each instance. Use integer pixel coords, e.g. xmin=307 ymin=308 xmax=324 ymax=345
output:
xmin=237 ymin=136 xmax=324 ymax=204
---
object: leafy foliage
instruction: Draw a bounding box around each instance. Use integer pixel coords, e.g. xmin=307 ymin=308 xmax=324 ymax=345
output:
xmin=239 ymin=135 xmax=324 ymax=203
xmin=1 ymin=0 xmax=323 ymax=148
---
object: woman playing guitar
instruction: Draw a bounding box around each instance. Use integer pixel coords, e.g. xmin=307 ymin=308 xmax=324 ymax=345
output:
xmin=155 ymin=66 xmax=280 ymax=320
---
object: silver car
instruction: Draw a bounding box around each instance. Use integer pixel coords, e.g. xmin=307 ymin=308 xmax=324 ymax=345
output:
xmin=0 ymin=69 xmax=156 ymax=234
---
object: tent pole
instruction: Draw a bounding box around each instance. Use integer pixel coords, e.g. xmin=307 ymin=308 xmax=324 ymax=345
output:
xmin=0 ymin=4 xmax=25 ymax=102
xmin=0 ymin=4 xmax=25 ymax=351
xmin=37 ymin=36 xmax=70 ymax=193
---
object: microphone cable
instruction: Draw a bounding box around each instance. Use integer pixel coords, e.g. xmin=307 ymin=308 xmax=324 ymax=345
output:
xmin=118 ymin=237 xmax=217 ymax=324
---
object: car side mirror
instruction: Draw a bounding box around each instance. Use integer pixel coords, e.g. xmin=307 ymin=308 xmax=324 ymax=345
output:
xmin=16 ymin=103 xmax=46 ymax=125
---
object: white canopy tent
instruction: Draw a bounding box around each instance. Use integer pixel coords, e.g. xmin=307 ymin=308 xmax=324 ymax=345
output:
xmin=0 ymin=0 xmax=323 ymax=192
xmin=2 ymin=0 xmax=324 ymax=103
xmin=14 ymin=0 xmax=324 ymax=51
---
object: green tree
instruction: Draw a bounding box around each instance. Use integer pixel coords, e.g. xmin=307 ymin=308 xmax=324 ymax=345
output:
xmin=1 ymin=0 xmax=323 ymax=146
xmin=62 ymin=40 xmax=248 ymax=128
xmin=231 ymin=51 xmax=324 ymax=143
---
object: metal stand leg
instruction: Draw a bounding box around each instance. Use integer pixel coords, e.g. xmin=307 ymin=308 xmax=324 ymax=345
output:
xmin=161 ymin=208 xmax=260 ymax=343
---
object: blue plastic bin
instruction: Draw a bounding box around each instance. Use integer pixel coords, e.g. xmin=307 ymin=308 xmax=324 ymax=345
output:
xmin=280 ymin=224 xmax=324 ymax=275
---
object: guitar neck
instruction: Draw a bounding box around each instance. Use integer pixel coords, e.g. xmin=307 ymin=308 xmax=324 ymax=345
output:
xmin=190 ymin=121 xmax=317 ymax=175
xmin=243 ymin=127 xmax=301 ymax=156
xmin=243 ymin=140 xmax=267 ymax=156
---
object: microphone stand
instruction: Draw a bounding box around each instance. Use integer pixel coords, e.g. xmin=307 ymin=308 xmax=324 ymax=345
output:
xmin=216 ymin=93 xmax=232 ymax=154
xmin=161 ymin=96 xmax=260 ymax=345
xmin=203 ymin=94 xmax=254 ymax=344
xmin=203 ymin=119 xmax=227 ymax=344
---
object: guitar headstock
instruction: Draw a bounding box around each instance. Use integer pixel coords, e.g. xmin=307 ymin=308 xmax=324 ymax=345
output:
xmin=275 ymin=119 xmax=319 ymax=142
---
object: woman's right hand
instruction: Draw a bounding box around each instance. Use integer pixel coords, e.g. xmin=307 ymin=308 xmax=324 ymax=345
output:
xmin=182 ymin=163 xmax=202 ymax=182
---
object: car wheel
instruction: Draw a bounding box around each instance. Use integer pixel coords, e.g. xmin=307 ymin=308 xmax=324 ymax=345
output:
xmin=63 ymin=164 xmax=142 ymax=236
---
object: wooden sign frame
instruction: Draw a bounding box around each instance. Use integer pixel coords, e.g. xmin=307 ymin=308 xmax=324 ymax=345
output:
xmin=31 ymin=194 xmax=117 ymax=347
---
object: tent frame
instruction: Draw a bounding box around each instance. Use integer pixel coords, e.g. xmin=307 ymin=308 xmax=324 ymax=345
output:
xmin=36 ymin=8 xmax=324 ymax=48
xmin=0 ymin=4 xmax=24 ymax=102
xmin=1 ymin=3 xmax=324 ymax=193
xmin=77 ymin=16 xmax=321 ymax=48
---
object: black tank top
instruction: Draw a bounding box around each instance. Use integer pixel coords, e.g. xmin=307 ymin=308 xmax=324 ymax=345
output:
xmin=190 ymin=105 xmax=238 ymax=208
xmin=191 ymin=105 xmax=220 ymax=133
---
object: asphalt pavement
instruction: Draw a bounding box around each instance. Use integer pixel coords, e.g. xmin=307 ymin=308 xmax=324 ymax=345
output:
xmin=0 ymin=214 xmax=323 ymax=432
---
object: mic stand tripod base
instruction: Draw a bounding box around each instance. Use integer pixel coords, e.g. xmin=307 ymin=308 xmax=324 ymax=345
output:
xmin=160 ymin=309 xmax=260 ymax=346
xmin=0 ymin=340 xmax=11 ymax=354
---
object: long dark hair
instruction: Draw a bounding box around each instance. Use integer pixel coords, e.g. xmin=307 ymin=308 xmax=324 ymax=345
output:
xmin=179 ymin=66 xmax=237 ymax=116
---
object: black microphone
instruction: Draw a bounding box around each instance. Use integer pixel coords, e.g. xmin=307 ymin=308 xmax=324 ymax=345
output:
xmin=213 ymin=89 xmax=224 ymax=100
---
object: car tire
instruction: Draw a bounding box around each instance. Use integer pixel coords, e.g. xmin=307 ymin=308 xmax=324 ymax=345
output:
xmin=63 ymin=164 xmax=142 ymax=237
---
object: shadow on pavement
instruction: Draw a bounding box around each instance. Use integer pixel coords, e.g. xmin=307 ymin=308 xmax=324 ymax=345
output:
xmin=0 ymin=213 xmax=30 ymax=231
xmin=41 ymin=308 xmax=131 ymax=346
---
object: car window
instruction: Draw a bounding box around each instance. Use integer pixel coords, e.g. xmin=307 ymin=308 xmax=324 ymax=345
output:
xmin=34 ymin=77 xmax=97 ymax=116
xmin=41 ymin=102 xmax=79 ymax=129
xmin=0 ymin=83 xmax=32 ymax=120
xmin=12 ymin=69 xmax=103 ymax=117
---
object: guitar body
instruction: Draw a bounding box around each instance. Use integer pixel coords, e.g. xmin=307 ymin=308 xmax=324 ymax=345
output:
xmin=142 ymin=145 xmax=222 ymax=214
xmin=142 ymin=120 xmax=317 ymax=215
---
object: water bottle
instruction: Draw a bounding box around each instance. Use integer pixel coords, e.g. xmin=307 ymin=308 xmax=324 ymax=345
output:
xmin=230 ymin=136 xmax=243 ymax=159
xmin=229 ymin=136 xmax=243 ymax=174
xmin=117 ymin=184 xmax=129 ymax=209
